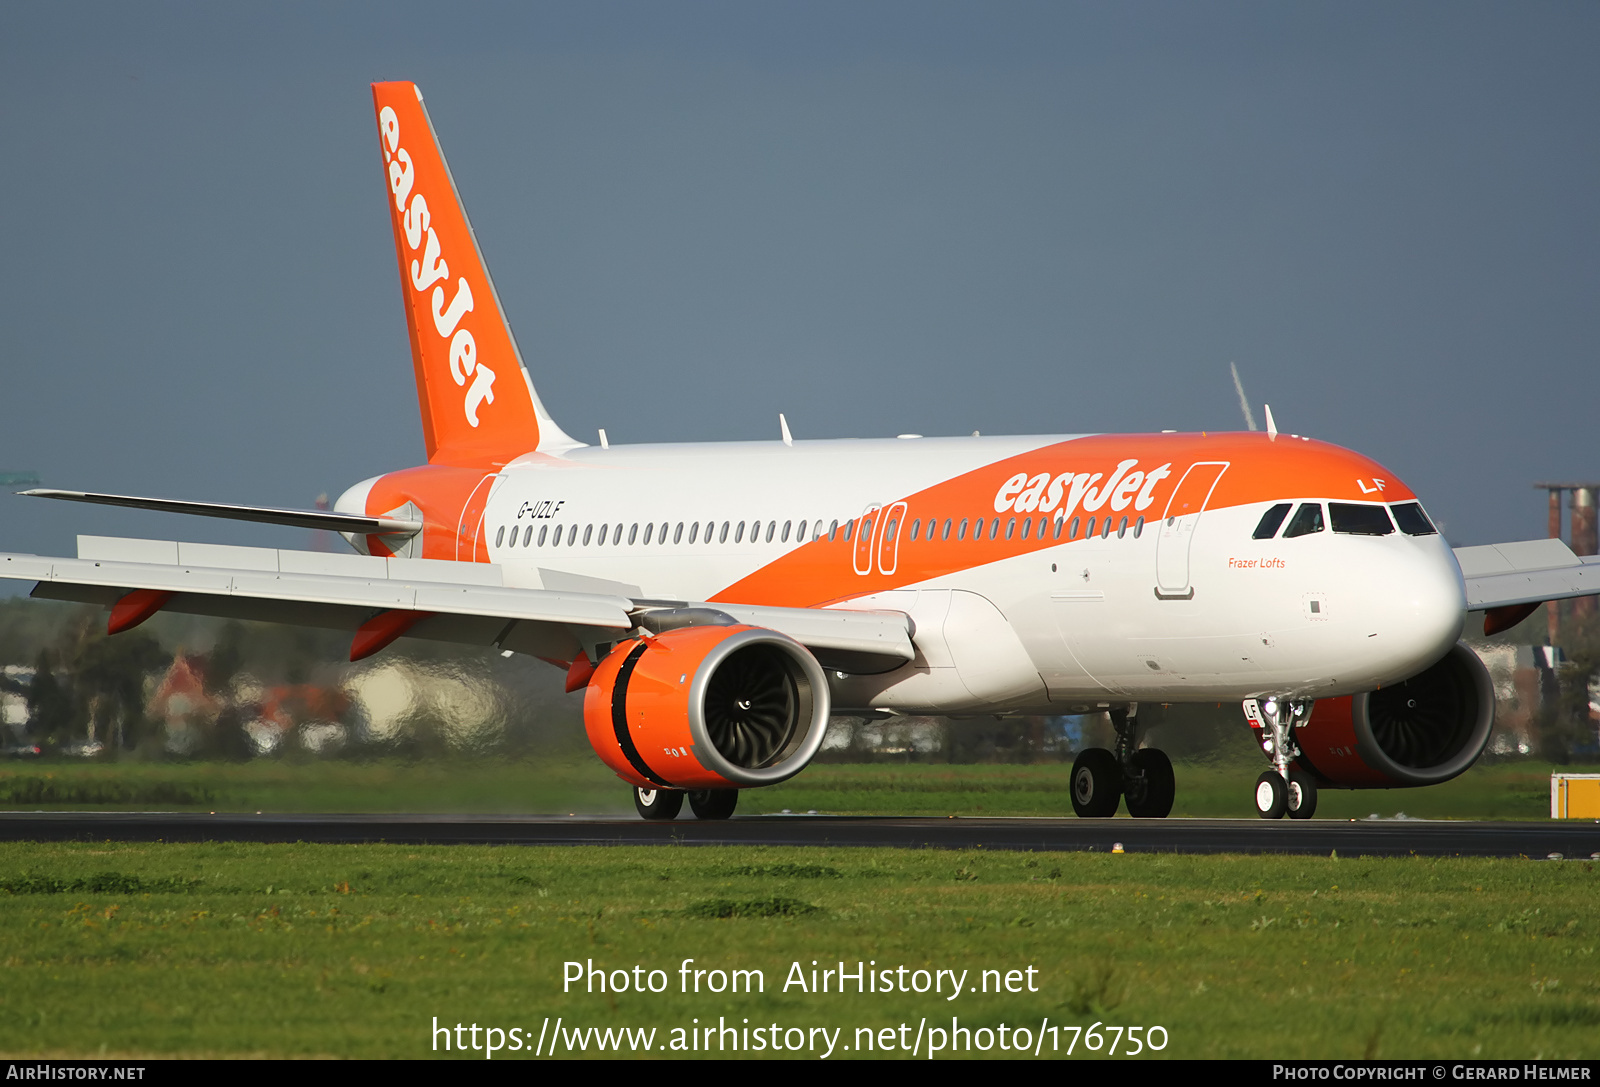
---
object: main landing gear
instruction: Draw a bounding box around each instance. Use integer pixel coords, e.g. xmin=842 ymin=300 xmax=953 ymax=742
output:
xmin=1069 ymin=704 xmax=1176 ymax=818
xmin=1245 ymin=697 xmax=1318 ymax=820
xmin=633 ymin=786 xmax=739 ymax=821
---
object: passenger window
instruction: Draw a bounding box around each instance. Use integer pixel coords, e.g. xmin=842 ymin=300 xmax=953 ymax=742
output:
xmin=536 ymin=526 xmax=548 ymax=547
xmin=719 ymin=521 xmax=729 ymax=543
xmin=643 ymin=523 xmax=654 ymax=545
xmin=781 ymin=520 xmax=792 ymax=543
xmin=1390 ymin=502 xmax=1437 ymax=536
xmin=524 ymin=525 xmax=534 ymax=547
xmin=909 ymin=518 xmax=920 ymax=542
xmin=1085 ymin=517 xmax=1096 ymax=538
xmin=660 ymin=522 xmax=670 ymax=544
xmin=615 ymin=524 xmax=623 ymax=545
xmin=1329 ymin=503 xmax=1394 ymax=536
xmin=1253 ymin=503 xmax=1293 ymax=540
xmin=1118 ymin=516 xmax=1128 ymax=538
xmin=568 ymin=525 xmax=579 ymax=546
xmin=628 ymin=523 xmax=639 ymax=545
xmin=495 ymin=526 xmax=505 ymax=548
xmin=1005 ymin=517 xmax=1016 ymax=540
xmin=583 ymin=524 xmax=593 ymax=546
xmin=989 ymin=518 xmax=1000 ymax=540
xmin=957 ymin=518 xmax=968 ymax=540
xmin=1134 ymin=516 xmax=1144 ymax=539
xmin=673 ymin=522 xmax=684 ymax=544
xmin=1283 ymin=503 xmax=1325 ymax=538
xmin=688 ymin=522 xmax=699 ymax=544
xmin=551 ymin=524 xmax=563 ymax=547
xmin=764 ymin=521 xmax=776 ymax=543
xmin=1070 ymin=516 xmax=1080 ymax=540
xmin=1101 ymin=517 xmax=1112 ymax=540
xmin=598 ymin=524 xmax=609 ymax=546
xmin=842 ymin=520 xmax=852 ymax=543
xmin=797 ymin=520 xmax=807 ymax=541
xmin=942 ymin=519 xmax=952 ymax=541
xmin=1053 ymin=515 xmax=1064 ymax=540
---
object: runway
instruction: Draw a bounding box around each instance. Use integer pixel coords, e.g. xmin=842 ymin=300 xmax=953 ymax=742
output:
xmin=1 ymin=812 xmax=1597 ymax=857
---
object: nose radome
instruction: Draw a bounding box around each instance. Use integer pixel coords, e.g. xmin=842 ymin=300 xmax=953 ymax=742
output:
xmin=1360 ymin=540 xmax=1467 ymax=682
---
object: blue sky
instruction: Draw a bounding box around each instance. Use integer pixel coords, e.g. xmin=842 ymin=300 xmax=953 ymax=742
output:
xmin=2 ymin=1 xmax=1596 ymax=556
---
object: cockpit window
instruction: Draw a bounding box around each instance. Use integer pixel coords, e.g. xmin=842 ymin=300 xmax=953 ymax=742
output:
xmin=1252 ymin=503 xmax=1293 ymax=540
xmin=1390 ymin=502 xmax=1437 ymax=536
xmin=1329 ymin=502 xmax=1394 ymax=536
xmin=1282 ymin=502 xmax=1325 ymax=538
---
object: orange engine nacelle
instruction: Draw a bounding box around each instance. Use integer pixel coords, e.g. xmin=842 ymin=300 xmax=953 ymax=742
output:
xmin=583 ymin=624 xmax=831 ymax=791
xmin=1292 ymin=643 xmax=1495 ymax=788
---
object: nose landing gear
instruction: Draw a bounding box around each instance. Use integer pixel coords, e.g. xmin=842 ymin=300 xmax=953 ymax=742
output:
xmin=1245 ymin=697 xmax=1319 ymax=819
xmin=1069 ymin=704 xmax=1176 ymax=818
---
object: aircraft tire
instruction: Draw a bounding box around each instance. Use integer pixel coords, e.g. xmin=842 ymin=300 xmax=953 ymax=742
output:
xmin=1125 ymin=749 xmax=1175 ymax=818
xmin=1254 ymin=771 xmax=1288 ymax=819
xmin=1286 ymin=769 xmax=1318 ymax=820
xmin=1070 ymin=748 xmax=1122 ymax=818
xmin=634 ymin=786 xmax=685 ymax=821
xmin=688 ymin=789 xmax=739 ymax=820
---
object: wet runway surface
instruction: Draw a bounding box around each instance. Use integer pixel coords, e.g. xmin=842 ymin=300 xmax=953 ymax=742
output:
xmin=2 ymin=812 xmax=1598 ymax=857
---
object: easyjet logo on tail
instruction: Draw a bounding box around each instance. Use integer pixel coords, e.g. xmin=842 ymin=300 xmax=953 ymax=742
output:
xmin=993 ymin=460 xmax=1173 ymax=518
xmin=378 ymin=105 xmax=495 ymax=429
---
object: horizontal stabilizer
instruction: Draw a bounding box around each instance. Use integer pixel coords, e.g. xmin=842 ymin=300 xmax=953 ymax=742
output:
xmin=21 ymin=489 xmax=422 ymax=537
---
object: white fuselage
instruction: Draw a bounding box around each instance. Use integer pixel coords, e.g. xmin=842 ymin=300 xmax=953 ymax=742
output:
xmin=340 ymin=433 xmax=1468 ymax=716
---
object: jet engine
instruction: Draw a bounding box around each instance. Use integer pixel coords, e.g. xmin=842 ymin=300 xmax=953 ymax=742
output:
xmin=583 ymin=622 xmax=830 ymax=791
xmin=1294 ymin=643 xmax=1495 ymax=788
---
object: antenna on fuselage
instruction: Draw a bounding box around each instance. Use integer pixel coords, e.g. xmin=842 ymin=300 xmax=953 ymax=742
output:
xmin=1264 ymin=404 xmax=1279 ymax=439
xmin=779 ymin=413 xmax=794 ymax=447
xmin=1230 ymin=362 xmax=1258 ymax=431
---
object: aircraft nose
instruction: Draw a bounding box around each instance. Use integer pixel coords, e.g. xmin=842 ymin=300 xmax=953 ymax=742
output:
xmin=1359 ymin=538 xmax=1467 ymax=681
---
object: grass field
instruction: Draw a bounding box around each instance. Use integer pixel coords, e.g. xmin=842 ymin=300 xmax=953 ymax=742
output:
xmin=0 ymin=842 xmax=1596 ymax=1059
xmin=0 ymin=755 xmax=1566 ymax=820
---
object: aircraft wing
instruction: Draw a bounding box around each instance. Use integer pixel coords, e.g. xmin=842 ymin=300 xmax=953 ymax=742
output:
xmin=1453 ymin=538 xmax=1600 ymax=610
xmin=0 ymin=535 xmax=914 ymax=672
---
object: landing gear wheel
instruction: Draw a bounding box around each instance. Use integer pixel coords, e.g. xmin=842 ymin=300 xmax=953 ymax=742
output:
xmin=688 ymin=789 xmax=739 ymax=820
xmin=1286 ymin=768 xmax=1318 ymax=820
xmin=634 ymin=786 xmax=684 ymax=821
xmin=1124 ymin=749 xmax=1175 ymax=818
xmin=1254 ymin=771 xmax=1288 ymax=819
xmin=1070 ymin=748 xmax=1122 ymax=818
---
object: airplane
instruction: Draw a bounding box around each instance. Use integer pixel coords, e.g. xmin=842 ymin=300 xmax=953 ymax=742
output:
xmin=6 ymin=81 xmax=1598 ymax=822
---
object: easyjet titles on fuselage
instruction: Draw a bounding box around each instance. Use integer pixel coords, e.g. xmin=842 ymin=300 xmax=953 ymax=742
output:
xmin=992 ymin=459 xmax=1173 ymax=519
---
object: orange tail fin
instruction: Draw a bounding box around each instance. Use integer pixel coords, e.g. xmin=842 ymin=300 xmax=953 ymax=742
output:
xmin=371 ymin=82 xmax=577 ymax=465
